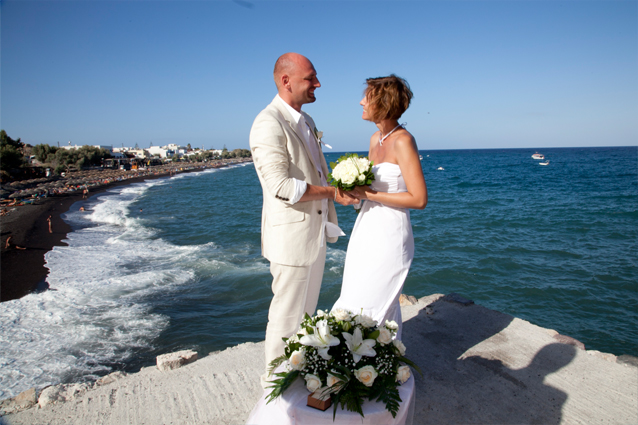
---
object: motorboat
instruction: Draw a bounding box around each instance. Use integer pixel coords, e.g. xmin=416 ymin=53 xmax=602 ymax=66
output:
xmin=437 ymin=167 xmax=445 ymax=171
xmin=419 ymin=155 xmax=423 ymax=160
xmin=532 ymin=152 xmax=544 ymax=160
xmin=539 ymin=160 xmax=549 ymax=166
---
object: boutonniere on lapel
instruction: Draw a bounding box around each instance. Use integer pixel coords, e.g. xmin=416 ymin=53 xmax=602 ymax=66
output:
xmin=314 ymin=127 xmax=332 ymax=149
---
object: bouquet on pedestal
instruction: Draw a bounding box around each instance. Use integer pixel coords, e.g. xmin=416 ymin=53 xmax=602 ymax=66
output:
xmin=266 ymin=309 xmax=421 ymax=419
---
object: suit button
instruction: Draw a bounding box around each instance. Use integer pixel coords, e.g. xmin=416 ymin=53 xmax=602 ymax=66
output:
xmin=317 ymin=210 xmax=322 ymax=214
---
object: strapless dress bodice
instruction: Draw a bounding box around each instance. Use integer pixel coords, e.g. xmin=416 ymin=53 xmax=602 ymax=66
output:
xmin=370 ymin=163 xmax=407 ymax=194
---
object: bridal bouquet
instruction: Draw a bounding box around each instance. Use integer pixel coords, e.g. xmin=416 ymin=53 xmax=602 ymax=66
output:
xmin=327 ymin=153 xmax=375 ymax=191
xmin=266 ymin=309 xmax=421 ymax=419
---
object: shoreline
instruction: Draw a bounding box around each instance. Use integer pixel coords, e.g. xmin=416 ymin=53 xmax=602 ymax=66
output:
xmin=0 ymin=159 xmax=252 ymax=302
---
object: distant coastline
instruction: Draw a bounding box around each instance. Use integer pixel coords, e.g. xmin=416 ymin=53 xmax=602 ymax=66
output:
xmin=0 ymin=158 xmax=252 ymax=302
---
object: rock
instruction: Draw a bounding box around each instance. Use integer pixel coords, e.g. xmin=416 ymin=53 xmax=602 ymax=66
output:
xmin=553 ymin=333 xmax=586 ymax=350
xmin=37 ymin=383 xmax=90 ymax=408
xmin=14 ymin=387 xmax=36 ymax=406
xmin=587 ymin=350 xmax=617 ymax=363
xmin=617 ymin=354 xmax=638 ymax=367
xmin=399 ymin=294 xmax=418 ymax=306
xmin=38 ymin=385 xmax=63 ymax=408
xmin=442 ymin=292 xmax=474 ymax=306
xmin=157 ymin=349 xmax=198 ymax=371
xmin=96 ymin=371 xmax=127 ymax=386
xmin=0 ymin=387 xmax=37 ymax=414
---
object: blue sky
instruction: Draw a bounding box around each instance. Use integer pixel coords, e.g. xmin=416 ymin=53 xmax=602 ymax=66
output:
xmin=2 ymin=0 xmax=636 ymax=152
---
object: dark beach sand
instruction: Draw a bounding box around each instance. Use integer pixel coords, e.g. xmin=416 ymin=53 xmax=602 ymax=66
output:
xmin=0 ymin=161 xmax=250 ymax=302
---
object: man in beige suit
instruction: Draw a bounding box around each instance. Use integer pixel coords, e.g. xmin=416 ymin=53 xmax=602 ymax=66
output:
xmin=249 ymin=53 xmax=357 ymax=386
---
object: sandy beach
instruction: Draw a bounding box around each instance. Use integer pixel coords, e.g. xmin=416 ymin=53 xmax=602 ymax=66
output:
xmin=1 ymin=294 xmax=636 ymax=424
xmin=0 ymin=159 xmax=251 ymax=302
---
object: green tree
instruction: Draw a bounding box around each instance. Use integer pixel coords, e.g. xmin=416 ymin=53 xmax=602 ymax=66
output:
xmin=32 ymin=144 xmax=59 ymax=162
xmin=0 ymin=130 xmax=25 ymax=178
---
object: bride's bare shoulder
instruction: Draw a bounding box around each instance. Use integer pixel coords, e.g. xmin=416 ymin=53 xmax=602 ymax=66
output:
xmin=393 ymin=130 xmax=417 ymax=153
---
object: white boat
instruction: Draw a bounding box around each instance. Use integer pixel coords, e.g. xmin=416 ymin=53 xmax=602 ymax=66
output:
xmin=539 ymin=160 xmax=550 ymax=166
xmin=437 ymin=167 xmax=445 ymax=171
xmin=532 ymin=153 xmax=544 ymax=160
xmin=419 ymin=155 xmax=423 ymax=160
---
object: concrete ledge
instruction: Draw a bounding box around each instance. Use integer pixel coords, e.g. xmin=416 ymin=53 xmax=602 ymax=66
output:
xmin=3 ymin=294 xmax=637 ymax=425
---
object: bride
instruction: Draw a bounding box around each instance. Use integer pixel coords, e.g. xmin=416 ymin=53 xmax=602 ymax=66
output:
xmin=332 ymin=75 xmax=427 ymax=339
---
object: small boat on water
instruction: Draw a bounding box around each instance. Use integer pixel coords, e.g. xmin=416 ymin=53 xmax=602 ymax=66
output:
xmin=419 ymin=155 xmax=423 ymax=160
xmin=532 ymin=152 xmax=544 ymax=160
xmin=437 ymin=167 xmax=445 ymax=171
xmin=539 ymin=160 xmax=550 ymax=166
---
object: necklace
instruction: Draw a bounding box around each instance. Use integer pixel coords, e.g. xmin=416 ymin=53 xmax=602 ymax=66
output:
xmin=378 ymin=123 xmax=405 ymax=146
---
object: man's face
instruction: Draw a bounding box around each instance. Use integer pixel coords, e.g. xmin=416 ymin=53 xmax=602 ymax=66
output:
xmin=288 ymin=59 xmax=321 ymax=107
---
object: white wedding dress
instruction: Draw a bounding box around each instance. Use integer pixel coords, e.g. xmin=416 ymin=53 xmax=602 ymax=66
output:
xmin=332 ymin=162 xmax=414 ymax=339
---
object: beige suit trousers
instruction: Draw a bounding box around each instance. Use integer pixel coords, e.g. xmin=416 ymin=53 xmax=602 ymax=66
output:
xmin=263 ymin=244 xmax=326 ymax=385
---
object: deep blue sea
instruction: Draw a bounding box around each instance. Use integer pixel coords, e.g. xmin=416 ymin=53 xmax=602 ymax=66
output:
xmin=1 ymin=146 xmax=636 ymax=398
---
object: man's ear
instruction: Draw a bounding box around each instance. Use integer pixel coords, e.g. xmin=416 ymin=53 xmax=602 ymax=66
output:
xmin=281 ymin=74 xmax=290 ymax=89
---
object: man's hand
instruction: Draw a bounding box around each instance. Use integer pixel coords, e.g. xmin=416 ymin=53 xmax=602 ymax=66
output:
xmin=335 ymin=188 xmax=360 ymax=206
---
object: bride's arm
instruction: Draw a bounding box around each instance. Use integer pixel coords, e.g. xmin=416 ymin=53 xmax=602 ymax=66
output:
xmin=353 ymin=134 xmax=428 ymax=210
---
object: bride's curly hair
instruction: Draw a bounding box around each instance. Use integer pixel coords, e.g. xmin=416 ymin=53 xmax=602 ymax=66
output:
xmin=364 ymin=75 xmax=413 ymax=122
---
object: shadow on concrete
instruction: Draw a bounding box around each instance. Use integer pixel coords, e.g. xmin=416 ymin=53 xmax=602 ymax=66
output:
xmin=403 ymin=294 xmax=576 ymax=424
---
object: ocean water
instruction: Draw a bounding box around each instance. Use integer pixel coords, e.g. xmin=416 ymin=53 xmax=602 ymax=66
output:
xmin=0 ymin=147 xmax=636 ymax=399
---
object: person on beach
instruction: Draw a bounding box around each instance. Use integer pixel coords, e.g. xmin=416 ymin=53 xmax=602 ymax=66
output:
xmin=332 ymin=75 xmax=427 ymax=339
xmin=249 ymin=52 xmax=358 ymax=388
xmin=4 ymin=236 xmax=26 ymax=250
xmin=47 ymin=215 xmax=52 ymax=234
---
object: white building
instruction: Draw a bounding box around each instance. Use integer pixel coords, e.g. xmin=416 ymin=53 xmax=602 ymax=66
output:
xmin=148 ymin=146 xmax=175 ymax=158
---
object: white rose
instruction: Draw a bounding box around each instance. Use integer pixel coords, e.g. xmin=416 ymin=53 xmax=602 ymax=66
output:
xmin=354 ymin=365 xmax=378 ymax=387
xmin=355 ymin=314 xmax=377 ymax=328
xmin=355 ymin=157 xmax=370 ymax=171
xmin=326 ymin=372 xmax=344 ymax=391
xmin=396 ymin=365 xmax=411 ymax=384
xmin=316 ymin=309 xmax=326 ymax=317
xmin=393 ymin=339 xmax=406 ymax=356
xmin=385 ymin=320 xmax=399 ymax=330
xmin=377 ymin=328 xmax=393 ymax=345
xmin=304 ymin=373 xmax=322 ymax=393
xmin=332 ymin=308 xmax=351 ymax=322
xmin=289 ymin=349 xmax=306 ymax=370
xmin=357 ymin=174 xmax=366 ymax=183
xmin=340 ymin=162 xmax=357 ymax=185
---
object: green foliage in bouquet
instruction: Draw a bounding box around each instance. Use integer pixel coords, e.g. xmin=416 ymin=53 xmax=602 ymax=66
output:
xmin=327 ymin=153 xmax=375 ymax=191
xmin=265 ymin=309 xmax=422 ymax=420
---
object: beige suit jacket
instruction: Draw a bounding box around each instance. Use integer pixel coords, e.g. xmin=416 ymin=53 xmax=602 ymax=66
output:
xmin=249 ymin=96 xmax=339 ymax=267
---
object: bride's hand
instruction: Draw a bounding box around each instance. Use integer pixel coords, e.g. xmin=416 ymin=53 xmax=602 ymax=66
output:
xmin=351 ymin=185 xmax=371 ymax=200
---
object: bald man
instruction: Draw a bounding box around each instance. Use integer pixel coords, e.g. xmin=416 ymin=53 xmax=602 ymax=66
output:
xmin=249 ymin=53 xmax=357 ymax=387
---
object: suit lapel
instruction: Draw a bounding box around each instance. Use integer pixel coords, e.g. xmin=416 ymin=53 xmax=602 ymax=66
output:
xmin=270 ymin=97 xmax=320 ymax=173
xmin=303 ymin=113 xmax=329 ymax=177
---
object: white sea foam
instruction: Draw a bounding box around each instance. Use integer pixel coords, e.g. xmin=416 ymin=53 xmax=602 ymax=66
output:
xmin=0 ymin=174 xmax=243 ymax=399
